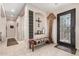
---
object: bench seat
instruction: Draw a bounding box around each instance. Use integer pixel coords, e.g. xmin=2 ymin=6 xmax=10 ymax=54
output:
xmin=29 ymin=37 xmax=50 ymax=51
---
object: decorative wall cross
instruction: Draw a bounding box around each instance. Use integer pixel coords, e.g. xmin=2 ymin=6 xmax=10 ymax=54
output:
xmin=36 ymin=17 xmax=41 ymax=27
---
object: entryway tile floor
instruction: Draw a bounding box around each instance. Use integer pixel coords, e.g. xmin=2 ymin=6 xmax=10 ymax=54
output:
xmin=0 ymin=40 xmax=79 ymax=56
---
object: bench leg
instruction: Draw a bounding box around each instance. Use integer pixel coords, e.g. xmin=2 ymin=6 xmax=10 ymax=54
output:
xmin=31 ymin=43 xmax=34 ymax=52
xmin=29 ymin=43 xmax=31 ymax=49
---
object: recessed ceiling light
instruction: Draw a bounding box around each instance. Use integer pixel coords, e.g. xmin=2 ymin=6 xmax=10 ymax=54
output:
xmin=11 ymin=14 xmax=14 ymax=17
xmin=11 ymin=9 xmax=15 ymax=12
xmin=54 ymin=3 xmax=58 ymax=5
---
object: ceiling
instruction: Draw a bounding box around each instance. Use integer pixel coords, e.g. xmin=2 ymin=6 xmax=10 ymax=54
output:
xmin=3 ymin=3 xmax=25 ymax=21
xmin=28 ymin=3 xmax=71 ymax=13
xmin=0 ymin=3 xmax=71 ymax=21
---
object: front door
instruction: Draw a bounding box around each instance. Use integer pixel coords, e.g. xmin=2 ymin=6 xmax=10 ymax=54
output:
xmin=57 ymin=8 xmax=76 ymax=49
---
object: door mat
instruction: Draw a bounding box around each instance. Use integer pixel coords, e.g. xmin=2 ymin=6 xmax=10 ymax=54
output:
xmin=55 ymin=45 xmax=76 ymax=54
xmin=7 ymin=38 xmax=18 ymax=46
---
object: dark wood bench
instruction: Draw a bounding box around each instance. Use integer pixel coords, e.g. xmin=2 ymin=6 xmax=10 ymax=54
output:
xmin=29 ymin=37 xmax=50 ymax=51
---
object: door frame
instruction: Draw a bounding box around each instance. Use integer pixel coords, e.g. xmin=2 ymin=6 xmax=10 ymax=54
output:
xmin=57 ymin=8 xmax=76 ymax=49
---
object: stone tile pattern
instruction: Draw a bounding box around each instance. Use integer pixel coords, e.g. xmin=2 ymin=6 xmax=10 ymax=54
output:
xmin=0 ymin=40 xmax=79 ymax=56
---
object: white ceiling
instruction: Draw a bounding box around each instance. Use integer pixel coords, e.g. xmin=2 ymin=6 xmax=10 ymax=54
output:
xmin=3 ymin=3 xmax=25 ymax=21
xmin=0 ymin=3 xmax=71 ymax=21
xmin=28 ymin=3 xmax=71 ymax=13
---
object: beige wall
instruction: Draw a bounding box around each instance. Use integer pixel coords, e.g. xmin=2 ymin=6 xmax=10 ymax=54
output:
xmin=52 ymin=4 xmax=79 ymax=49
xmin=16 ymin=16 xmax=25 ymax=41
xmin=0 ymin=17 xmax=6 ymax=41
xmin=0 ymin=5 xmax=6 ymax=41
xmin=27 ymin=5 xmax=48 ymax=39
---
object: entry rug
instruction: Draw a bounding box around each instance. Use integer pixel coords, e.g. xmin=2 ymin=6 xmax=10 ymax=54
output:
xmin=7 ymin=38 xmax=18 ymax=46
xmin=55 ymin=45 xmax=76 ymax=54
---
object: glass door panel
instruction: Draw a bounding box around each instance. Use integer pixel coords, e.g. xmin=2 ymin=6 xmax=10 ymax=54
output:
xmin=60 ymin=14 xmax=71 ymax=44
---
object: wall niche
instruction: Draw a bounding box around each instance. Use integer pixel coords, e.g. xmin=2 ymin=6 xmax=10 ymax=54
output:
xmin=34 ymin=12 xmax=45 ymax=35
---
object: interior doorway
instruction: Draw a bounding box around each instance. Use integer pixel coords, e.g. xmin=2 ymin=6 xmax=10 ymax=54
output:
xmin=6 ymin=21 xmax=16 ymax=39
xmin=6 ymin=21 xmax=18 ymax=46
